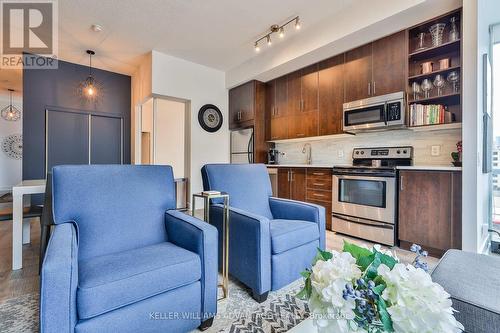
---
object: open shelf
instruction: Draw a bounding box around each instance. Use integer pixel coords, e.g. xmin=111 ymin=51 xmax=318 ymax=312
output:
xmin=409 ymin=122 xmax=462 ymax=132
xmin=408 ymin=39 xmax=460 ymax=61
xmin=408 ymin=92 xmax=460 ymax=104
xmin=408 ymin=65 xmax=461 ymax=81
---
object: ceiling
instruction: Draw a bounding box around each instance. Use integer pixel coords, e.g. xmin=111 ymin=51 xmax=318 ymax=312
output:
xmin=55 ymin=0 xmax=354 ymax=75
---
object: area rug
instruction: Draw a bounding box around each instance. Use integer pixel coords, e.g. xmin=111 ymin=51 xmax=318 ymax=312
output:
xmin=0 ymin=278 xmax=308 ymax=333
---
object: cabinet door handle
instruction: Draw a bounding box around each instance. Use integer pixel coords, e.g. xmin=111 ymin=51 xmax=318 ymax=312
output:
xmin=276 ymin=107 xmax=279 ymax=116
xmin=290 ymin=171 xmax=294 ymax=182
xmin=400 ymin=176 xmax=404 ymax=191
xmin=296 ymin=133 xmax=305 ymax=137
xmin=313 ymin=172 xmax=325 ymax=176
xmin=313 ymin=193 xmax=326 ymax=197
xmin=373 ymin=81 xmax=376 ymax=95
xmin=287 ymin=170 xmax=290 ymax=182
xmin=368 ymin=82 xmax=371 ymax=96
xmin=313 ymin=183 xmax=326 ymax=186
xmin=271 ymin=107 xmax=274 ymax=116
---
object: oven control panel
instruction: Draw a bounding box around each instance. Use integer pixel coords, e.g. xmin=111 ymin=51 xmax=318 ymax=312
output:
xmin=352 ymin=147 xmax=413 ymax=159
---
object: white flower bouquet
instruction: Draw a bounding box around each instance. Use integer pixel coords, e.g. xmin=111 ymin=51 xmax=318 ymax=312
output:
xmin=297 ymin=242 xmax=464 ymax=333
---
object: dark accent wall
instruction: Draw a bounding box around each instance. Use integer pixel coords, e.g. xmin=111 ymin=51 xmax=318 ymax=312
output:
xmin=23 ymin=58 xmax=131 ymax=183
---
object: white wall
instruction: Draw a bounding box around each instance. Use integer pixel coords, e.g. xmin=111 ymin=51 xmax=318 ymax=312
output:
xmin=151 ymin=51 xmax=229 ymax=196
xmin=0 ymin=92 xmax=22 ymax=192
xmin=462 ymin=0 xmax=500 ymax=253
xmin=154 ymin=98 xmax=186 ymax=178
xmin=276 ymin=129 xmax=462 ymax=167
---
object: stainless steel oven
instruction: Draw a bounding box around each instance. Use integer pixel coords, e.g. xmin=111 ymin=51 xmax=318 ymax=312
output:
xmin=330 ymin=147 xmax=413 ymax=246
xmin=332 ymin=170 xmax=396 ymax=246
xmin=343 ymin=91 xmax=405 ymax=132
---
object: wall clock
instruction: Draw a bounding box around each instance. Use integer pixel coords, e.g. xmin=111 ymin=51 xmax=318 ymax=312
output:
xmin=198 ymin=104 xmax=223 ymax=132
xmin=2 ymin=133 xmax=22 ymax=160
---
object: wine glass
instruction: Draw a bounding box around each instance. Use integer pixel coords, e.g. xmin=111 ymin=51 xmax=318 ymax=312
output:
xmin=412 ymin=82 xmax=421 ymax=100
xmin=433 ymin=74 xmax=446 ymax=96
xmin=421 ymin=79 xmax=433 ymax=98
xmin=447 ymin=71 xmax=460 ymax=93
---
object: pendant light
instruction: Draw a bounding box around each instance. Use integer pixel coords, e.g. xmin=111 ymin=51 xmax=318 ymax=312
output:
xmin=79 ymin=50 xmax=102 ymax=101
xmin=1 ymin=89 xmax=21 ymax=121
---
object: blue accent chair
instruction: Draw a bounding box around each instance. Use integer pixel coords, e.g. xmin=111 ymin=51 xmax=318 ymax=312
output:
xmin=201 ymin=164 xmax=325 ymax=302
xmin=41 ymin=165 xmax=218 ymax=333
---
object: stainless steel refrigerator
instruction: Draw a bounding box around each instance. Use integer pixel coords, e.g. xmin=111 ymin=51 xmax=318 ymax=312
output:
xmin=230 ymin=128 xmax=254 ymax=163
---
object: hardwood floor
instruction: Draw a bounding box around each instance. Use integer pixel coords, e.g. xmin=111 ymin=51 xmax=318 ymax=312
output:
xmin=0 ymin=218 xmax=437 ymax=303
xmin=0 ymin=219 xmax=40 ymax=302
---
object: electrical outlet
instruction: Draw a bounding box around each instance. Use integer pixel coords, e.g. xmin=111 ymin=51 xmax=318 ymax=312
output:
xmin=431 ymin=145 xmax=440 ymax=156
xmin=338 ymin=150 xmax=344 ymax=158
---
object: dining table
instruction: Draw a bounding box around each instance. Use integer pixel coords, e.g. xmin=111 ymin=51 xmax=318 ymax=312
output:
xmin=12 ymin=179 xmax=46 ymax=270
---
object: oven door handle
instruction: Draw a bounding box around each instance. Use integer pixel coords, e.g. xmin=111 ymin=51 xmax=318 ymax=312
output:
xmin=332 ymin=213 xmax=394 ymax=230
xmin=383 ymin=102 xmax=388 ymax=125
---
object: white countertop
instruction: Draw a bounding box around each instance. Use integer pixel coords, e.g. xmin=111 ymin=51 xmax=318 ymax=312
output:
xmin=266 ymin=164 xmax=333 ymax=168
xmin=267 ymin=164 xmax=461 ymax=171
xmin=396 ymin=165 xmax=462 ymax=171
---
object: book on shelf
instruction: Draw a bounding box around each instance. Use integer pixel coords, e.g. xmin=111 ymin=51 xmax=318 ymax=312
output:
xmin=409 ymin=104 xmax=452 ymax=127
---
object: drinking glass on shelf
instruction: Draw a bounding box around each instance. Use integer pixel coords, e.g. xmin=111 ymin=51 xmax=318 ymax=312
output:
xmin=412 ymin=82 xmax=421 ymax=100
xmin=447 ymin=71 xmax=460 ymax=93
xmin=421 ymin=79 xmax=433 ymax=98
xmin=433 ymin=74 xmax=446 ymax=96
xmin=429 ymin=23 xmax=446 ymax=46
xmin=449 ymin=16 xmax=459 ymax=42
xmin=416 ymin=32 xmax=426 ymax=51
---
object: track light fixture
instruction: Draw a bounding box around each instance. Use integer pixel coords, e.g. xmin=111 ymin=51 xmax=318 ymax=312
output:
xmin=254 ymin=16 xmax=301 ymax=53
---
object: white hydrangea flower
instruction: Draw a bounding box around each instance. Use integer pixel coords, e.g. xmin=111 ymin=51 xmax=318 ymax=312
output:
xmin=377 ymin=263 xmax=464 ymax=333
xmin=309 ymin=251 xmax=363 ymax=333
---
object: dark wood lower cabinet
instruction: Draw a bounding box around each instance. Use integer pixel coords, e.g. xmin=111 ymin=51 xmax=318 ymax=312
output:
xmin=277 ymin=168 xmax=306 ymax=201
xmin=274 ymin=167 xmax=333 ymax=230
xmin=398 ymin=170 xmax=462 ymax=257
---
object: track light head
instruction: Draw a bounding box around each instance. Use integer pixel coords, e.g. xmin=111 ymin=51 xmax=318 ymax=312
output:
xmin=267 ymin=35 xmax=272 ymax=46
xmin=295 ymin=17 xmax=301 ymax=30
xmin=279 ymin=27 xmax=285 ymax=38
xmin=254 ymin=42 xmax=260 ymax=52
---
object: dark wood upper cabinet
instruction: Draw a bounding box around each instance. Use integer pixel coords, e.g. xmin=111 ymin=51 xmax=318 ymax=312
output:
xmin=287 ymin=70 xmax=302 ymax=115
xmin=372 ymin=31 xmax=406 ymax=96
xmin=229 ymin=80 xmax=268 ymax=163
xmin=344 ymin=31 xmax=406 ymax=102
xmin=229 ymin=81 xmax=255 ymax=129
xmin=267 ymin=78 xmax=289 ymax=140
xmin=319 ymin=54 xmax=344 ymax=135
xmin=344 ymin=43 xmax=373 ymax=102
xmin=288 ymin=113 xmax=318 ymax=139
xmin=301 ymin=64 xmax=319 ymax=113
xmin=398 ymin=170 xmax=462 ymax=257
xmin=275 ymin=76 xmax=288 ymax=118
xmin=263 ymin=29 xmax=408 ymax=139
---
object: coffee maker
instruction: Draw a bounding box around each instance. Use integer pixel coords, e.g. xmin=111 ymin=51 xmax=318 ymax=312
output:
xmin=268 ymin=147 xmax=280 ymax=165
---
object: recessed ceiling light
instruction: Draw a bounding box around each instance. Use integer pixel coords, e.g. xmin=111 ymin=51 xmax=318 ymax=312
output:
xmin=91 ymin=24 xmax=103 ymax=32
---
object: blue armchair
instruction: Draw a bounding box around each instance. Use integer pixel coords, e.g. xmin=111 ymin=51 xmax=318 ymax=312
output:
xmin=41 ymin=165 xmax=218 ymax=333
xmin=201 ymin=164 xmax=325 ymax=302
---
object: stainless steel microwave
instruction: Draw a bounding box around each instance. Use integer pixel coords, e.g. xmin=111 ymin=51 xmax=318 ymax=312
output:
xmin=342 ymin=92 xmax=405 ymax=132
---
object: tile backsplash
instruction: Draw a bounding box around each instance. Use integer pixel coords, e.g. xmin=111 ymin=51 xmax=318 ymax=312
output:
xmin=275 ymin=129 xmax=461 ymax=166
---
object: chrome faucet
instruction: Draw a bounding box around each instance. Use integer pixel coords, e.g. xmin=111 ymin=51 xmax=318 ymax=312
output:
xmin=302 ymin=143 xmax=312 ymax=165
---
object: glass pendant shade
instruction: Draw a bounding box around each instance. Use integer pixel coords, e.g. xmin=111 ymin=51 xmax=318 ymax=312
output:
xmin=1 ymin=89 xmax=21 ymax=121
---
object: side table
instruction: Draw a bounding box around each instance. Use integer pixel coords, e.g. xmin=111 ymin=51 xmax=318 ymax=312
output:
xmin=192 ymin=192 xmax=230 ymax=300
